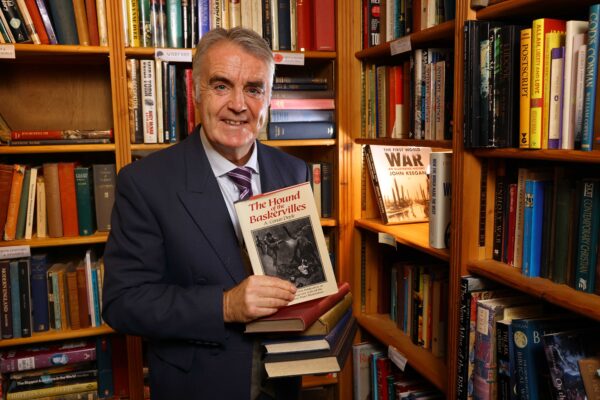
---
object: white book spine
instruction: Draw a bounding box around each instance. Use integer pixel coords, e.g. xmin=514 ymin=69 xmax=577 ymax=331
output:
xmin=35 ymin=176 xmax=47 ymax=238
xmin=270 ymin=0 xmax=278 ymax=50
xmin=289 ymin=0 xmax=296 ymax=51
xmin=548 ymin=49 xmax=565 ymax=148
xmin=141 ymin=59 xmax=158 ymax=143
xmin=429 ymin=152 xmax=452 ymax=249
xmin=252 ymin=0 xmax=262 ymax=36
xmin=155 ymin=59 xmax=165 ymax=144
xmin=121 ymin=0 xmax=129 ymax=47
xmin=96 ymin=0 xmax=109 ymax=45
xmin=15 ymin=0 xmax=41 ymax=44
xmin=574 ymin=44 xmax=588 ymax=145
xmin=24 ymin=167 xmax=38 ymax=240
xmin=85 ymin=250 xmax=97 ymax=327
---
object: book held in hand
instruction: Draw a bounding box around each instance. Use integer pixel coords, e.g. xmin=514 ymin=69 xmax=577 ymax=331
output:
xmin=234 ymin=182 xmax=338 ymax=305
xmin=365 ymin=145 xmax=431 ymax=224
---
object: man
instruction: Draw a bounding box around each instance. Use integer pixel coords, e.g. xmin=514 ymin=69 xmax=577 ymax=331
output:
xmin=102 ymin=27 xmax=309 ymax=399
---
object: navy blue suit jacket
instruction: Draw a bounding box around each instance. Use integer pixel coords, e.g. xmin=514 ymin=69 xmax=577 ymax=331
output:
xmin=102 ymin=129 xmax=310 ymax=399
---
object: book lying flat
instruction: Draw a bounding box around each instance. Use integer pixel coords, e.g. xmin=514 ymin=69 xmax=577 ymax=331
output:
xmin=245 ymin=281 xmax=350 ymax=333
xmin=263 ymin=313 xmax=357 ymax=378
xmin=300 ymin=292 xmax=352 ymax=336
xmin=263 ymin=309 xmax=352 ymax=354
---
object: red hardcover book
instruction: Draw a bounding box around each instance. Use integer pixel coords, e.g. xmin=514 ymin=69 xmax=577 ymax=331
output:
xmin=23 ymin=0 xmax=50 ymax=44
xmin=245 ymin=282 xmax=351 ymax=333
xmin=111 ymin=335 xmax=130 ymax=398
xmin=0 ymin=164 xmax=15 ymax=239
xmin=3 ymin=164 xmax=25 ymax=241
xmin=184 ymin=68 xmax=195 ymax=135
xmin=296 ymin=0 xmax=312 ymax=51
xmin=312 ymin=0 xmax=334 ymax=51
xmin=57 ymin=162 xmax=79 ymax=237
xmin=270 ymin=98 xmax=335 ymax=110
xmin=0 ymin=340 xmax=96 ymax=373
xmin=84 ymin=0 xmax=99 ymax=45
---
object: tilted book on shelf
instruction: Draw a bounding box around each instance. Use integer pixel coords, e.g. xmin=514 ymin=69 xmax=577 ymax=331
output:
xmin=364 ymin=145 xmax=431 ymax=225
xmin=234 ymin=181 xmax=338 ymax=305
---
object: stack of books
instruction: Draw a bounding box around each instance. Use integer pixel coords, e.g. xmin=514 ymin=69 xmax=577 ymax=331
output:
xmin=246 ymin=281 xmax=355 ymax=378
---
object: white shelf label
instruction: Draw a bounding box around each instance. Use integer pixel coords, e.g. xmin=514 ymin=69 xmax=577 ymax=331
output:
xmin=378 ymin=232 xmax=397 ymax=249
xmin=155 ymin=48 xmax=193 ymax=62
xmin=0 ymin=45 xmax=15 ymax=59
xmin=273 ymin=52 xmax=305 ymax=65
xmin=390 ymin=37 xmax=411 ymax=56
xmin=0 ymin=245 xmax=30 ymax=260
xmin=388 ymin=345 xmax=408 ymax=371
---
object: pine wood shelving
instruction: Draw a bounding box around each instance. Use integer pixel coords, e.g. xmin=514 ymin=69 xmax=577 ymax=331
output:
xmin=356 ymin=313 xmax=447 ymax=392
xmin=0 ymin=145 xmax=116 ymax=154
xmin=262 ymin=139 xmax=336 ymax=147
xmin=356 ymin=138 xmax=453 ymax=149
xmin=5 ymin=233 xmax=109 ymax=248
xmin=468 ymin=260 xmax=600 ymax=322
xmin=302 ymin=374 xmax=338 ymax=388
xmin=0 ymin=325 xmax=114 ymax=348
xmin=9 ymin=44 xmax=110 ymax=57
xmin=473 ymin=148 xmax=600 ymax=163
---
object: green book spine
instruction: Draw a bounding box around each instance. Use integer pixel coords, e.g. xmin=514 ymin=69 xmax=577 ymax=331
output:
xmin=14 ymin=168 xmax=31 ymax=240
xmin=74 ymin=166 xmax=96 ymax=236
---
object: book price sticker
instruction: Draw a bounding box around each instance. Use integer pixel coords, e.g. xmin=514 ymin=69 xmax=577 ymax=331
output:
xmin=390 ymin=37 xmax=411 ymax=56
xmin=388 ymin=345 xmax=408 ymax=371
xmin=155 ymin=48 xmax=193 ymax=62
xmin=0 ymin=45 xmax=15 ymax=59
xmin=273 ymin=52 xmax=305 ymax=66
xmin=378 ymin=232 xmax=397 ymax=249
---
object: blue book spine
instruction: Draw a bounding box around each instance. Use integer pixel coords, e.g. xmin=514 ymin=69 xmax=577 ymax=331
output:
xmin=30 ymin=254 xmax=49 ymax=332
xmin=167 ymin=63 xmax=178 ymax=143
xmin=277 ymin=0 xmax=291 ymax=50
xmin=197 ymin=0 xmax=209 ymax=37
xmin=9 ymin=261 xmax=21 ymax=339
xmin=522 ymin=180 xmax=534 ymax=276
xmin=91 ymin=268 xmax=101 ymax=326
xmin=575 ymin=179 xmax=600 ymax=292
xmin=528 ymin=180 xmax=545 ymax=277
xmin=269 ymin=110 xmax=335 ymax=123
xmin=581 ymin=4 xmax=600 ymax=150
xmin=51 ymin=272 xmax=61 ymax=330
xmin=96 ymin=336 xmax=114 ymax=398
xmin=268 ymin=122 xmax=335 ymax=140
xmin=166 ymin=0 xmax=183 ymax=48
xmin=47 ymin=0 xmax=79 ymax=44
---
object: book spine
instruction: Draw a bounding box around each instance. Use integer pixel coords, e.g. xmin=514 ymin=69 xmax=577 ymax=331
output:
xmin=269 ymin=109 xmax=334 ymax=123
xmin=0 ymin=261 xmax=12 ymax=338
xmin=4 ymin=164 xmax=25 ymax=241
xmin=17 ymin=259 xmax=31 ymax=337
xmin=267 ymin=122 xmax=335 ymax=139
xmin=529 ymin=19 xmax=546 ymax=149
xmin=321 ymin=161 xmax=332 ymax=218
xmin=519 ymin=28 xmax=532 ymax=148
xmin=166 ymin=0 xmax=182 ymax=48
xmin=456 ymin=278 xmax=472 ymax=399
xmin=47 ymin=0 xmax=80 ymax=44
xmin=34 ymin=0 xmax=58 ymax=44
xmin=21 ymin=0 xmax=47 ymax=43
xmin=74 ymin=166 xmax=96 ymax=236
xmin=57 ymin=163 xmax=79 ymax=237
xmin=127 ymin=58 xmax=143 ymax=143
xmin=95 ymin=0 xmax=108 ymax=45
xmin=310 ymin=163 xmax=322 ymax=217
xmin=35 ymin=175 xmax=47 ymax=238
xmin=84 ymin=0 xmax=99 ymax=45
xmin=23 ymin=166 xmax=38 ymax=240
xmin=547 ymin=46 xmax=565 ymax=149
xmin=93 ymin=164 xmax=116 ymax=232
xmin=127 ymin=0 xmax=140 ymax=46
xmin=429 ymin=152 xmax=452 ymax=249
xmin=30 ymin=254 xmax=49 ymax=332
xmin=139 ymin=0 xmax=152 ymax=46
xmin=575 ymin=179 xmax=600 ymax=292
xmin=141 ymin=59 xmax=158 ymax=143
xmin=0 ymin=0 xmax=30 ymax=42
xmin=9 ymin=261 xmax=20 ymax=338
xmin=71 ymin=0 xmax=90 ymax=45
xmin=65 ymin=269 xmax=81 ymax=329
xmin=0 ymin=344 xmax=97 ymax=373
xmin=6 ymin=381 xmax=97 ymax=399
xmin=14 ymin=167 xmax=30 ymax=240
xmin=582 ymin=5 xmax=600 ymax=150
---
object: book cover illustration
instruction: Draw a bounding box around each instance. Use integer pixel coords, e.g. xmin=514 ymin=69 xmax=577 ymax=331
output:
xmin=235 ymin=182 xmax=337 ymax=305
xmin=365 ymin=145 xmax=431 ymax=224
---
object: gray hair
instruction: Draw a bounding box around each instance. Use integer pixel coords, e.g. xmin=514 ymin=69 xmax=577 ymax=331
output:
xmin=192 ymin=27 xmax=275 ymax=103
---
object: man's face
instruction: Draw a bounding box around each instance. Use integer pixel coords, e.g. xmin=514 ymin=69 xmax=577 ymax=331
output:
xmin=197 ymin=42 xmax=272 ymax=164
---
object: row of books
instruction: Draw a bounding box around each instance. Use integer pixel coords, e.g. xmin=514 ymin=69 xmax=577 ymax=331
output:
xmin=0 ymin=0 xmax=108 ymax=45
xmin=0 ymin=163 xmax=115 ymax=242
xmin=363 ymin=0 xmax=456 ymax=48
xmin=0 ymin=120 xmax=113 ymax=146
xmin=0 ymin=249 xmax=105 ymax=339
xmin=458 ymin=275 xmax=600 ymax=400
xmin=491 ymin=163 xmax=600 ymax=294
xmin=123 ymin=0 xmax=335 ymax=51
xmin=0 ymin=336 xmax=130 ymax=399
xmin=352 ymin=342 xmax=444 ymax=400
xmin=308 ymin=162 xmax=332 ymax=219
xmin=464 ymin=5 xmax=600 ymax=150
xmin=363 ymin=49 xmax=453 ymax=141
xmin=126 ymin=58 xmax=194 ymax=144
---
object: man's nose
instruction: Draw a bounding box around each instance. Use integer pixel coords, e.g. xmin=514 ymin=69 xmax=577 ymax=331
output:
xmin=228 ymin=87 xmax=247 ymax=112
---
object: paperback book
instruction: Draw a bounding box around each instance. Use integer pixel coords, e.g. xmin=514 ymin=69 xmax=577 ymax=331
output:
xmin=234 ymin=182 xmax=337 ymax=305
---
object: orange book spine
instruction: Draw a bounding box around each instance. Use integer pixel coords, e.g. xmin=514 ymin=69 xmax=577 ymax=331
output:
xmin=65 ymin=269 xmax=81 ymax=330
xmin=3 ymin=165 xmax=25 ymax=241
xmin=84 ymin=0 xmax=99 ymax=45
xmin=23 ymin=0 xmax=50 ymax=44
xmin=57 ymin=163 xmax=79 ymax=237
xmin=72 ymin=0 xmax=90 ymax=45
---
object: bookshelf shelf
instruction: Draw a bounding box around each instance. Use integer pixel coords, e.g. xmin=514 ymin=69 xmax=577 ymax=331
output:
xmin=0 ymin=325 xmax=114 ymax=348
xmin=129 ymin=143 xmax=173 ymax=151
xmin=477 ymin=0 xmax=599 ymax=20
xmin=356 ymin=313 xmax=447 ymax=393
xmin=355 ymin=20 xmax=455 ymax=61
xmin=356 ymin=138 xmax=453 ymax=149
xmin=0 ymin=144 xmax=116 ymax=154
xmin=320 ymin=218 xmax=337 ymax=227
xmin=467 ymin=259 xmax=600 ymax=322
xmin=8 ymin=44 xmax=110 ymax=57
xmin=262 ymin=139 xmax=336 ymax=147
xmin=355 ymin=219 xmax=450 ymax=261
xmin=302 ymin=374 xmax=338 ymax=388
xmin=0 ymin=232 xmax=109 ymax=248
xmin=472 ymin=148 xmax=600 ymax=163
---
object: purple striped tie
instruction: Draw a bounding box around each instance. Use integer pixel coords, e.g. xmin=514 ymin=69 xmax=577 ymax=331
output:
xmin=227 ymin=167 xmax=253 ymax=200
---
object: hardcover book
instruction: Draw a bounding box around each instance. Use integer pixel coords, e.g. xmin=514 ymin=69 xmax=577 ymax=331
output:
xmin=245 ymin=281 xmax=350 ymax=333
xmin=0 ymin=340 xmax=96 ymax=373
xmin=365 ymin=145 xmax=431 ymax=225
xmin=234 ymin=181 xmax=338 ymax=305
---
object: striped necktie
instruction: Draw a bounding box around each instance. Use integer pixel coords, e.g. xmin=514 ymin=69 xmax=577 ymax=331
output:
xmin=227 ymin=167 xmax=253 ymax=200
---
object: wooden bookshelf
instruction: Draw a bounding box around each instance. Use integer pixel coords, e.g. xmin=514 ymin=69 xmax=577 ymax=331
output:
xmin=0 ymin=325 xmax=114 ymax=348
xmin=0 ymin=144 xmax=116 ymax=154
xmin=356 ymin=138 xmax=453 ymax=149
xmin=5 ymin=232 xmax=109 ymax=248
xmin=473 ymin=148 xmax=600 ymax=163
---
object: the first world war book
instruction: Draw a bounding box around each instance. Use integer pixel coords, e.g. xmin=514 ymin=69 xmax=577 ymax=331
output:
xmin=234 ymin=181 xmax=338 ymax=306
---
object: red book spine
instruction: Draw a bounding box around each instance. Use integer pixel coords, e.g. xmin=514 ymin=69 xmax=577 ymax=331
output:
xmin=185 ymin=68 xmax=195 ymax=135
xmin=312 ymin=0 xmax=334 ymax=51
xmin=0 ymin=343 xmax=96 ymax=373
xmin=12 ymin=130 xmax=63 ymax=140
xmin=57 ymin=163 xmax=79 ymax=237
xmin=270 ymin=98 xmax=335 ymax=110
xmin=23 ymin=0 xmax=50 ymax=44
xmin=296 ymin=0 xmax=312 ymax=51
xmin=84 ymin=0 xmax=100 ymax=45
xmin=387 ymin=66 xmax=396 ymax=137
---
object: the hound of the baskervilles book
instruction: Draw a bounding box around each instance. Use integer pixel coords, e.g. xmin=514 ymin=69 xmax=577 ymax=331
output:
xmin=234 ymin=182 xmax=338 ymax=305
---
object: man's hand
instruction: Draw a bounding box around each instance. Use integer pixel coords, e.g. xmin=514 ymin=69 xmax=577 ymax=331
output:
xmin=223 ymin=275 xmax=296 ymax=323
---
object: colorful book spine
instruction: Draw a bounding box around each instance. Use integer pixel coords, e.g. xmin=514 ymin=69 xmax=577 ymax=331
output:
xmin=14 ymin=167 xmax=31 ymax=240
xmin=30 ymin=253 xmax=49 ymax=332
xmin=17 ymin=259 xmax=31 ymax=337
xmin=575 ymin=179 xmax=600 ymax=292
xmin=4 ymin=165 xmax=26 ymax=241
xmin=140 ymin=59 xmax=158 ymax=143
xmin=0 ymin=261 xmax=13 ymax=338
xmin=166 ymin=0 xmax=182 ymax=48
xmin=127 ymin=0 xmax=140 ymax=46
xmin=35 ymin=0 xmax=58 ymax=44
xmin=522 ymin=179 xmax=546 ymax=277
xmin=267 ymin=121 xmax=335 ymax=139
xmin=541 ymin=31 xmax=565 ymax=149
xmin=9 ymin=261 xmax=20 ymax=339
xmin=582 ymin=4 xmax=600 ymax=150
xmin=74 ymin=166 xmax=96 ymax=236
xmin=47 ymin=0 xmax=80 ymax=44
xmin=547 ymin=46 xmax=565 ymax=149
xmin=0 ymin=341 xmax=96 ymax=373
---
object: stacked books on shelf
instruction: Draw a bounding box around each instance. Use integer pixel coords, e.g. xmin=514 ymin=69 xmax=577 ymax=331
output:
xmin=0 ymin=335 xmax=128 ymax=399
xmin=0 ymin=124 xmax=113 ymax=146
xmin=0 ymin=0 xmax=108 ymax=45
xmin=463 ymin=5 xmax=600 ymax=151
xmin=122 ymin=0 xmax=335 ymax=51
xmin=0 ymin=163 xmax=115 ymax=242
xmin=268 ymin=63 xmax=335 ymax=140
xmin=0 ymin=247 xmax=106 ymax=338
xmin=457 ymin=275 xmax=600 ymax=400
xmin=488 ymin=162 xmax=600 ymax=294
xmin=126 ymin=58 xmax=195 ymax=144
xmin=352 ymin=341 xmax=445 ymax=400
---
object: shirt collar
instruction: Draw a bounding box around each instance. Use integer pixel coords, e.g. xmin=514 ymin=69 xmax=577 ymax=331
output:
xmin=200 ymin=128 xmax=259 ymax=177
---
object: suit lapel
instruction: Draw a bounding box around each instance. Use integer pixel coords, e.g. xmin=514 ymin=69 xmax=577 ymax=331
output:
xmin=257 ymin=142 xmax=286 ymax=193
xmin=176 ymin=132 xmax=247 ymax=284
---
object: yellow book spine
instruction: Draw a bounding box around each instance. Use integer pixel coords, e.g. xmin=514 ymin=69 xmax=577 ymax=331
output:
xmin=541 ymin=31 xmax=565 ymax=148
xmin=529 ymin=20 xmax=545 ymax=149
xmin=520 ymin=28 xmax=532 ymax=148
xmin=127 ymin=0 xmax=140 ymax=47
xmin=6 ymin=381 xmax=98 ymax=400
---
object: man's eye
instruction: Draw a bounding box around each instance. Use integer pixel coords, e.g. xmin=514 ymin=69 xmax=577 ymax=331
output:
xmin=246 ymin=87 xmax=264 ymax=96
xmin=214 ymin=84 xmax=227 ymax=91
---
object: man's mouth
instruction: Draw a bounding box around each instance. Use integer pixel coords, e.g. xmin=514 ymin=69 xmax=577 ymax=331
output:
xmin=224 ymin=120 xmax=246 ymax=126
